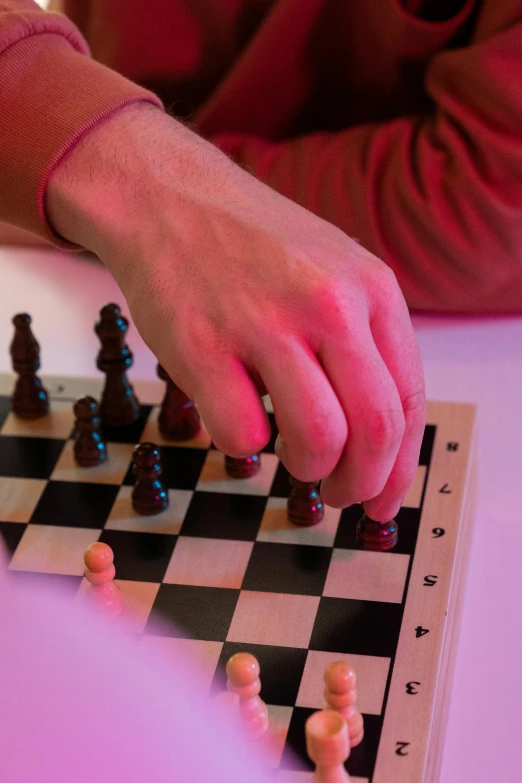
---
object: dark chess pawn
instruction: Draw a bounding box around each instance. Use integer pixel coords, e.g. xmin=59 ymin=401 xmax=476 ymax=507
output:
xmin=157 ymin=363 xmax=201 ymax=440
xmin=356 ymin=513 xmax=398 ymax=551
xmin=131 ymin=442 xmax=169 ymax=516
xmin=225 ymin=454 xmax=261 ymax=478
xmin=73 ymin=396 xmax=107 ymax=467
xmin=287 ymin=475 xmax=324 ymax=527
xmin=95 ymin=303 xmax=140 ymax=427
xmin=10 ymin=313 xmax=49 ymax=419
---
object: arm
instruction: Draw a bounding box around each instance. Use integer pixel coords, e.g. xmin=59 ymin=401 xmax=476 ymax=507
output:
xmin=210 ymin=15 xmax=522 ymax=314
xmin=0 ymin=0 xmax=164 ymax=248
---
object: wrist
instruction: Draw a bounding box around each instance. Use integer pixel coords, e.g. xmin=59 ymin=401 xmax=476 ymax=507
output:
xmin=46 ymin=102 xmax=164 ymax=255
xmin=46 ymin=101 xmax=239 ymax=261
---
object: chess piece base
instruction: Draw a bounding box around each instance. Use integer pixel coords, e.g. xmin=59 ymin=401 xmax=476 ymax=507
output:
xmin=356 ymin=514 xmax=398 ymax=551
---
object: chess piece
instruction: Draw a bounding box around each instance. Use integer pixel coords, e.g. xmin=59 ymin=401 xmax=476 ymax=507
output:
xmin=356 ymin=512 xmax=398 ymax=551
xmin=84 ymin=542 xmax=123 ymax=619
xmin=157 ymin=363 xmax=201 ymax=440
xmin=287 ymin=475 xmax=324 ymax=526
xmin=324 ymin=661 xmax=364 ymax=748
xmin=73 ymin=396 xmax=107 ymax=467
xmin=225 ymin=454 xmax=261 ymax=478
xmin=306 ymin=709 xmax=351 ymax=782
xmin=131 ymin=442 xmax=169 ymax=515
xmin=95 ymin=303 xmax=140 ymax=427
xmin=226 ymin=652 xmax=269 ymax=739
xmin=10 ymin=313 xmax=49 ymax=419
xmin=305 ymin=710 xmax=350 ymax=783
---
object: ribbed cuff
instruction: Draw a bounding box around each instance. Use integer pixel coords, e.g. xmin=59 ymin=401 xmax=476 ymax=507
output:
xmin=0 ymin=33 xmax=165 ymax=250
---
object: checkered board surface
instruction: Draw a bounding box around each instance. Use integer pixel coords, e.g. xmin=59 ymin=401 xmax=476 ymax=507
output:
xmin=0 ymin=374 xmax=476 ymax=783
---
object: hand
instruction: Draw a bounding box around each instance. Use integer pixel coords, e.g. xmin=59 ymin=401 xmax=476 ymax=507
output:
xmin=47 ymin=103 xmax=425 ymax=520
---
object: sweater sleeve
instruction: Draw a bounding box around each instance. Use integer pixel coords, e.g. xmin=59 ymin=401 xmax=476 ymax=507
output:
xmin=210 ymin=19 xmax=522 ymax=314
xmin=0 ymin=1 xmax=165 ymax=251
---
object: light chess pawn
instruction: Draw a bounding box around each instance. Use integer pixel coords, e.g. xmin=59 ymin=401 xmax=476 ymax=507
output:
xmin=84 ymin=542 xmax=124 ymax=620
xmin=226 ymin=652 xmax=269 ymax=739
xmin=306 ymin=709 xmax=351 ymax=782
xmin=324 ymin=661 xmax=364 ymax=747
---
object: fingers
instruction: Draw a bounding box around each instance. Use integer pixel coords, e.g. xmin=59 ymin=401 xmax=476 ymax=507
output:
xmin=318 ymin=322 xmax=406 ymax=512
xmin=320 ymin=281 xmax=425 ymax=520
xmin=170 ymin=354 xmax=272 ymax=457
xmin=253 ymin=337 xmax=348 ymax=480
xmin=361 ymin=286 xmax=426 ymax=521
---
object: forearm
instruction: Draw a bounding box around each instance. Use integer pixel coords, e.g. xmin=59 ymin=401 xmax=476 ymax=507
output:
xmin=45 ymin=102 xmax=252 ymax=264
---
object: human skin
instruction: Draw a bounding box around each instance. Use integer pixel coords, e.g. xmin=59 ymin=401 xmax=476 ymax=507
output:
xmin=46 ymin=102 xmax=426 ymax=521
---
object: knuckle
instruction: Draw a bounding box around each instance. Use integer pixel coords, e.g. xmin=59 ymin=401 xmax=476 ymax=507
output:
xmin=284 ymin=422 xmax=346 ymax=480
xmin=369 ymin=264 xmax=401 ymax=304
xmin=364 ymin=405 xmax=405 ymax=449
xmin=312 ymin=280 xmax=352 ymax=325
xmin=402 ymin=390 xmax=427 ymax=428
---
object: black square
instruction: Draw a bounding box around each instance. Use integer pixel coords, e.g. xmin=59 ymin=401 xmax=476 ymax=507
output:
xmin=214 ymin=642 xmax=307 ymax=706
xmin=0 ymin=521 xmax=27 ymax=556
xmin=282 ymin=706 xmax=382 ymax=779
xmin=31 ymin=481 xmax=119 ymax=528
xmin=263 ymin=411 xmax=278 ymax=454
xmin=310 ymin=597 xmax=403 ymax=658
xmin=419 ymin=424 xmax=436 ymax=466
xmin=145 ymin=583 xmax=240 ymax=641
xmin=101 ymin=404 xmax=152 ymax=444
xmin=0 ymin=436 xmax=65 ymax=479
xmin=270 ymin=460 xmax=292 ymax=498
xmin=123 ymin=445 xmax=207 ymax=490
xmin=334 ymin=505 xmax=421 ymax=556
xmin=345 ymin=714 xmax=383 ymax=780
xmin=280 ymin=706 xmax=314 ymax=770
xmin=242 ymin=541 xmax=331 ymax=595
xmin=180 ymin=491 xmax=266 ymax=541
xmin=0 ymin=395 xmax=11 ymax=430
xmin=99 ymin=529 xmax=176 ymax=582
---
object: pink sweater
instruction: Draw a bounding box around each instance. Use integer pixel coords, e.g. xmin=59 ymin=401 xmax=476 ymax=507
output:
xmin=1 ymin=0 xmax=521 ymax=312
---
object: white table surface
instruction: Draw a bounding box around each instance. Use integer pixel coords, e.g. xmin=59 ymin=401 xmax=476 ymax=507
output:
xmin=1 ymin=246 xmax=521 ymax=781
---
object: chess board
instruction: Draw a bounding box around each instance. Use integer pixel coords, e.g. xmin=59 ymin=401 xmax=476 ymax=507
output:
xmin=0 ymin=372 xmax=476 ymax=783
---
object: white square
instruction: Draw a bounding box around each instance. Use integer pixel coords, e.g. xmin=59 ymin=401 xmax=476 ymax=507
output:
xmin=196 ymin=450 xmax=278 ymax=496
xmin=50 ymin=440 xmax=134 ymax=484
xmin=323 ymin=549 xmax=410 ymax=604
xmin=8 ymin=524 xmax=101 ymax=575
xmin=104 ymin=486 xmax=191 ymax=535
xmin=164 ymin=536 xmax=253 ymax=588
xmin=257 ymin=496 xmax=341 ymax=547
xmin=139 ymin=405 xmax=212 ymax=449
xmin=227 ymin=591 xmax=320 ymax=648
xmin=140 ymin=637 xmax=223 ymax=694
xmin=1 ymin=400 xmax=74 ymax=438
xmin=0 ymin=477 xmax=47 ymax=522
xmin=76 ymin=577 xmax=160 ymax=634
xmin=403 ymin=465 xmax=426 ymax=508
xmin=296 ymin=650 xmax=390 ymax=714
